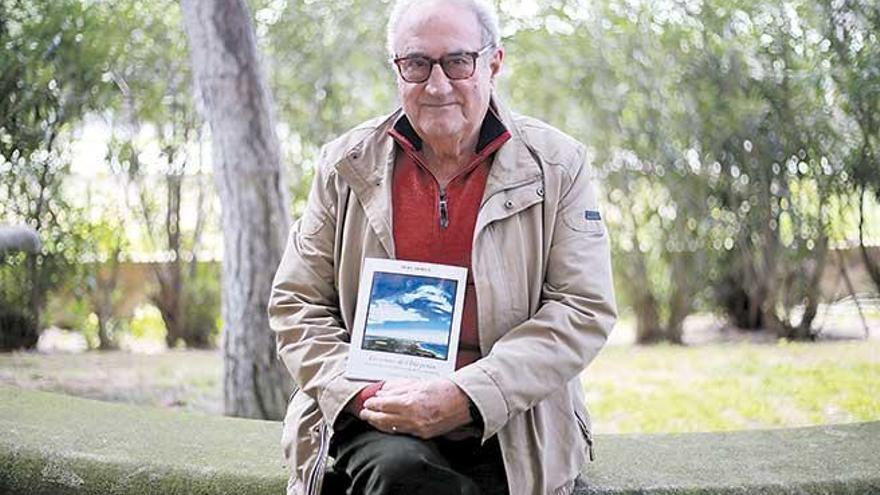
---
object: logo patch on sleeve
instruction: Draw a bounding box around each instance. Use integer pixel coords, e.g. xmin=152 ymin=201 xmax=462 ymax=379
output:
xmin=584 ymin=210 xmax=602 ymax=221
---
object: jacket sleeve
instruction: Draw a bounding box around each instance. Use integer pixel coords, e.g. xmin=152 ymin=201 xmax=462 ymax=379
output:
xmin=450 ymin=147 xmax=618 ymax=443
xmin=267 ymin=152 xmax=367 ymax=427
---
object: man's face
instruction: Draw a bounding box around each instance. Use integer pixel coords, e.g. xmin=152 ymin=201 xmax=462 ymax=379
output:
xmin=392 ymin=1 xmax=502 ymax=147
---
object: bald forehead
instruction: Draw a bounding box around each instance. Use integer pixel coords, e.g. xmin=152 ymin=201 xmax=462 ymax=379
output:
xmin=392 ymin=0 xmax=483 ymax=56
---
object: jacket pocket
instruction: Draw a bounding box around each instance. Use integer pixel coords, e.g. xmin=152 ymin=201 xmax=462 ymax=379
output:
xmin=573 ymin=406 xmax=595 ymax=461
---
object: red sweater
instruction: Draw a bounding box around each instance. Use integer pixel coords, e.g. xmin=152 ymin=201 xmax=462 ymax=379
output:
xmin=350 ymin=110 xmax=510 ymax=413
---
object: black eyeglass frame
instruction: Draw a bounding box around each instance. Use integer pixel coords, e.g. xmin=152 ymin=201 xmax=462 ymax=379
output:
xmin=392 ymin=44 xmax=497 ymax=84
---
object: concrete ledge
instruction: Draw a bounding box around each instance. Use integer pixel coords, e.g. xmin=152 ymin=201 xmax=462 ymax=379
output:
xmin=0 ymin=385 xmax=286 ymax=494
xmin=580 ymin=422 xmax=880 ymax=494
xmin=2 ymin=385 xmax=878 ymax=494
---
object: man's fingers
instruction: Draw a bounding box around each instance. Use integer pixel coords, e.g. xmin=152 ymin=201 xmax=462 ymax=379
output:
xmin=375 ymin=387 xmax=409 ymax=397
xmin=375 ymin=378 xmax=431 ymax=399
xmin=376 ymin=379 xmax=420 ymax=395
xmin=363 ymin=394 xmax=409 ymax=413
xmin=359 ymin=408 xmax=406 ymax=435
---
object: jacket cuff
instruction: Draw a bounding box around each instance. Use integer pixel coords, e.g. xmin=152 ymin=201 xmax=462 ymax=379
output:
xmin=450 ymin=363 xmax=509 ymax=443
xmin=467 ymin=397 xmax=484 ymax=431
xmin=318 ymin=373 xmax=374 ymax=427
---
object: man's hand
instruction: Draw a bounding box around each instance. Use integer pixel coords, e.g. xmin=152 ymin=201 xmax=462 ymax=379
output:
xmin=359 ymin=378 xmax=473 ymax=439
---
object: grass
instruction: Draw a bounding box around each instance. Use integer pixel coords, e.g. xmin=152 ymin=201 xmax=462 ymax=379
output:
xmin=583 ymin=339 xmax=880 ymax=433
xmin=1 ymin=340 xmax=878 ymax=434
xmin=0 ymin=350 xmax=223 ymax=415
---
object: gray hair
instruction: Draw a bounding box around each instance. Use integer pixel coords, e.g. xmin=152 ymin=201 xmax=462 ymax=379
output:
xmin=386 ymin=0 xmax=501 ymax=56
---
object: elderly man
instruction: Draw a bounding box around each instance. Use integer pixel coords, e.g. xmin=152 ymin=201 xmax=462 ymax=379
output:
xmin=268 ymin=0 xmax=617 ymax=494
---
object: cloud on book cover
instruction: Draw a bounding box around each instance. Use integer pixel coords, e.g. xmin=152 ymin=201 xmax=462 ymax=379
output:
xmin=367 ymin=273 xmax=456 ymax=326
xmin=368 ymin=299 xmax=428 ymax=324
xmin=399 ymin=285 xmax=453 ymax=314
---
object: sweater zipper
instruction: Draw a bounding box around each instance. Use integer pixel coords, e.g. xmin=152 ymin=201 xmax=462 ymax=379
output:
xmin=439 ymin=188 xmax=449 ymax=229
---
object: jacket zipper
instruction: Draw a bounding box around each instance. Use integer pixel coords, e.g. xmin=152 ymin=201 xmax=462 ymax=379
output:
xmin=305 ymin=422 xmax=330 ymax=495
xmin=439 ymin=188 xmax=449 ymax=229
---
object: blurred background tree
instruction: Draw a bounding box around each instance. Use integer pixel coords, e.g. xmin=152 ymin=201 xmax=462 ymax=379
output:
xmin=0 ymin=0 xmax=115 ymax=350
xmin=255 ymin=0 xmax=394 ymax=210
xmin=77 ymin=214 xmax=128 ymax=350
xmin=819 ymin=0 xmax=880 ymax=296
xmin=102 ymin=0 xmax=217 ymax=349
xmin=500 ymin=0 xmax=878 ymax=342
xmin=181 ymin=0 xmax=294 ymax=419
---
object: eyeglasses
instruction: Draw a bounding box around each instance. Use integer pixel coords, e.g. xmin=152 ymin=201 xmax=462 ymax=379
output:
xmin=393 ymin=44 xmax=496 ymax=84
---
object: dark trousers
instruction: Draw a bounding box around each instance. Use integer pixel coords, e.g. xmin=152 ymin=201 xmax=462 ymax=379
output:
xmin=322 ymin=419 xmax=509 ymax=495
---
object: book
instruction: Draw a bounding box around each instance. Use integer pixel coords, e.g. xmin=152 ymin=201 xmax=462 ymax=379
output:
xmin=345 ymin=257 xmax=467 ymax=381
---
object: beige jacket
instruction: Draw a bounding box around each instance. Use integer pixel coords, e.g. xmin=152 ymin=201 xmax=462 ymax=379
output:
xmin=268 ymin=99 xmax=617 ymax=495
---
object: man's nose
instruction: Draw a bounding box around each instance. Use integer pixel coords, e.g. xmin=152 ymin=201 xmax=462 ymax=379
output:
xmin=424 ymin=63 xmax=453 ymax=95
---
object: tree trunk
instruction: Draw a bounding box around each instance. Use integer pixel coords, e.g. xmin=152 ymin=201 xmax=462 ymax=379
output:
xmin=721 ymin=254 xmax=765 ymax=330
xmin=631 ymin=260 xmax=663 ymax=344
xmin=858 ymin=186 xmax=880 ymax=294
xmin=156 ymin=171 xmax=185 ymax=348
xmin=666 ymin=252 xmax=694 ymax=345
xmin=152 ymin=263 xmax=183 ymax=349
xmin=96 ymin=317 xmax=113 ymax=350
xmin=837 ymin=249 xmax=870 ymax=339
xmin=181 ymin=0 xmax=293 ymax=419
xmin=634 ymin=297 xmax=664 ymax=344
xmin=23 ymin=251 xmax=42 ymax=349
xmin=788 ymin=236 xmax=829 ymax=341
xmin=95 ymin=248 xmax=122 ymax=351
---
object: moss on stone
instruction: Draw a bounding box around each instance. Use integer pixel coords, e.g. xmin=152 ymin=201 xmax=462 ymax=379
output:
xmin=0 ymin=385 xmax=286 ymax=494
xmin=2 ymin=385 xmax=879 ymax=494
xmin=578 ymin=421 xmax=880 ymax=494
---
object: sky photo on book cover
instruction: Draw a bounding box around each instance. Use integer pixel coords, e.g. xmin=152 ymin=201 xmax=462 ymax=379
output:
xmin=362 ymin=271 xmax=457 ymax=360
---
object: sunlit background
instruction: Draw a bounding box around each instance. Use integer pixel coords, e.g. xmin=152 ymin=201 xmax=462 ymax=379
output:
xmin=1 ymin=0 xmax=878 ymax=434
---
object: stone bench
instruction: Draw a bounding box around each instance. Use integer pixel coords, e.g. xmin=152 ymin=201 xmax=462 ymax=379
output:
xmin=1 ymin=385 xmax=878 ymax=494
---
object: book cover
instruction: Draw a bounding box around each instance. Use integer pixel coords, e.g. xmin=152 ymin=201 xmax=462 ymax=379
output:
xmin=345 ymin=257 xmax=467 ymax=381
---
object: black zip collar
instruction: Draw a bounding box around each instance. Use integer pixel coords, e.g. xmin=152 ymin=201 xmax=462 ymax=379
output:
xmin=390 ymin=105 xmax=509 ymax=154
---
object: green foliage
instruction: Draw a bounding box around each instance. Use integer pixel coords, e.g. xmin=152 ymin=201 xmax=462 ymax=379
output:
xmin=98 ymin=0 xmax=220 ymax=349
xmin=818 ymin=0 xmax=880 ymax=194
xmin=179 ymin=263 xmax=221 ymax=349
xmin=0 ymin=252 xmax=36 ymax=349
xmin=0 ymin=0 xmax=116 ymax=349
xmin=816 ymin=0 xmax=880 ymax=295
xmin=77 ymin=215 xmax=129 ymax=349
xmin=497 ymin=0 xmax=878 ymax=340
xmin=44 ymin=288 xmax=93 ymax=331
xmin=129 ymin=304 xmax=167 ymax=342
xmin=0 ymin=0 xmax=116 ymax=158
xmin=249 ymin=0 xmax=395 ymax=212
xmin=4 ymin=0 xmax=878 ymax=347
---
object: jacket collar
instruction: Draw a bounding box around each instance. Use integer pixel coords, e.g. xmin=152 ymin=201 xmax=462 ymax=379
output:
xmin=337 ymin=96 xmax=541 ymax=197
xmin=389 ymin=104 xmax=509 ymax=155
xmin=334 ymin=96 xmax=542 ymax=256
xmin=482 ymin=96 xmax=543 ymax=202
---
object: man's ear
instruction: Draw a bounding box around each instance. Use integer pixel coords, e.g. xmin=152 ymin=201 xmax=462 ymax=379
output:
xmin=489 ymin=46 xmax=504 ymax=79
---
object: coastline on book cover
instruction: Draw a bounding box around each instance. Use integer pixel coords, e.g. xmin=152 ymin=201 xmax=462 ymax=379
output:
xmin=345 ymin=257 xmax=468 ymax=382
